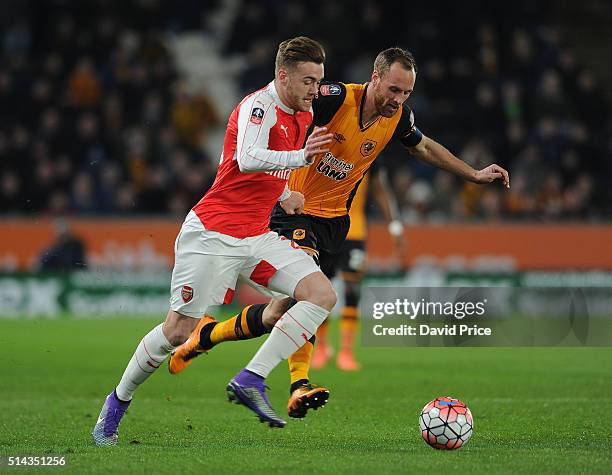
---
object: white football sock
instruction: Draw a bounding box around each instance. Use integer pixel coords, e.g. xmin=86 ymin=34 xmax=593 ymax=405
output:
xmin=246 ymin=301 xmax=329 ymax=378
xmin=115 ymin=323 xmax=175 ymax=401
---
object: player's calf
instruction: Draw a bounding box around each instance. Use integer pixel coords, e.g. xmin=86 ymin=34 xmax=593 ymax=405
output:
xmin=93 ymin=310 xmax=196 ymax=446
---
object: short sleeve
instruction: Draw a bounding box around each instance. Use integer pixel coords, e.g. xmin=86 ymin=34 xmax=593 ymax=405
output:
xmin=312 ymin=82 xmax=347 ymax=126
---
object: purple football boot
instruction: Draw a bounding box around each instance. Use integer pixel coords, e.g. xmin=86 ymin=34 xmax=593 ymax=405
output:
xmin=92 ymin=390 xmax=131 ymax=446
xmin=226 ymin=369 xmax=286 ymax=428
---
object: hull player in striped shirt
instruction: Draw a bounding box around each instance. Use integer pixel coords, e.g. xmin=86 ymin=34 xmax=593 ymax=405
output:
xmin=170 ymin=47 xmax=510 ymax=420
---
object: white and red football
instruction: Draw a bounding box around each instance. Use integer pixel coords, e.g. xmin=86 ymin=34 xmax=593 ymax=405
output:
xmin=419 ymin=396 xmax=473 ymax=450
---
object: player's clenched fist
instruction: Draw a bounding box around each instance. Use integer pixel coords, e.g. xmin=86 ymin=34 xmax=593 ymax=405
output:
xmin=304 ymin=126 xmax=333 ymax=163
xmin=280 ymin=191 xmax=305 ymax=215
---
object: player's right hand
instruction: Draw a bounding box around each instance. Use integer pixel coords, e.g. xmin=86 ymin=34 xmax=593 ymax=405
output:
xmin=280 ymin=191 xmax=305 ymax=215
xmin=304 ymin=127 xmax=333 ymax=164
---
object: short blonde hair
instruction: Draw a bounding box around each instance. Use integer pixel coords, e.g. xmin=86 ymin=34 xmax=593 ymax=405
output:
xmin=275 ymin=36 xmax=325 ymax=73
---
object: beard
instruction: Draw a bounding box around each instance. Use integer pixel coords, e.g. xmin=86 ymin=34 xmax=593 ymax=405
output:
xmin=374 ymin=92 xmax=399 ymax=118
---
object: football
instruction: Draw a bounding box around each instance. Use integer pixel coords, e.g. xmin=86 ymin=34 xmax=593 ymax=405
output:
xmin=419 ymin=396 xmax=473 ymax=450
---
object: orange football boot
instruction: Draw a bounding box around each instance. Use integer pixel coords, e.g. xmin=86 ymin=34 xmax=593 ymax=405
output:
xmin=287 ymin=384 xmax=330 ymax=418
xmin=168 ymin=315 xmax=216 ymax=374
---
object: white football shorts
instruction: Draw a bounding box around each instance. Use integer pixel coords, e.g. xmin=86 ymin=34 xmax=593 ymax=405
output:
xmin=169 ymin=210 xmax=321 ymax=317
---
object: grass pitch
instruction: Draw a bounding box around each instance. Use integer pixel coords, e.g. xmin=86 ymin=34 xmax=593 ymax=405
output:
xmin=1 ymin=315 xmax=611 ymax=474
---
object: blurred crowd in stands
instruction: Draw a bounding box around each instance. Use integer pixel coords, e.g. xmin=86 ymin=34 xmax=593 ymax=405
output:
xmin=1 ymin=0 xmax=610 ymax=221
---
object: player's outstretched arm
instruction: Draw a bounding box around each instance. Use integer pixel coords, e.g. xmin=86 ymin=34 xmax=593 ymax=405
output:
xmin=407 ymin=135 xmax=510 ymax=188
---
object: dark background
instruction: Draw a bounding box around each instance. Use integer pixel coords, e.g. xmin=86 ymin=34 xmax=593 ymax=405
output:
xmin=1 ymin=0 xmax=610 ymax=222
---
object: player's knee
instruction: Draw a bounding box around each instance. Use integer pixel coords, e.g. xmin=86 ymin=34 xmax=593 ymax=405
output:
xmin=294 ymin=273 xmax=337 ymax=311
xmin=314 ymin=286 xmax=337 ymax=311
xmin=163 ymin=310 xmax=199 ymax=346
xmin=162 ymin=323 xmax=190 ymax=346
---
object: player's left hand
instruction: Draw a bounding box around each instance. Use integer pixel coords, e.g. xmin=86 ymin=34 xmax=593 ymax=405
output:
xmin=280 ymin=191 xmax=305 ymax=215
xmin=473 ymin=164 xmax=510 ymax=188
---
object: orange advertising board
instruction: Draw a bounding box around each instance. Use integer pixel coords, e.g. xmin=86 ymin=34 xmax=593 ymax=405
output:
xmin=0 ymin=218 xmax=610 ymax=271
xmin=0 ymin=218 xmax=180 ymax=270
xmin=368 ymin=224 xmax=612 ymax=270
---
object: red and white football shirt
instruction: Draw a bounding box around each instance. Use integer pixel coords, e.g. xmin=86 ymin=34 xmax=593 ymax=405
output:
xmin=193 ymin=82 xmax=313 ymax=238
